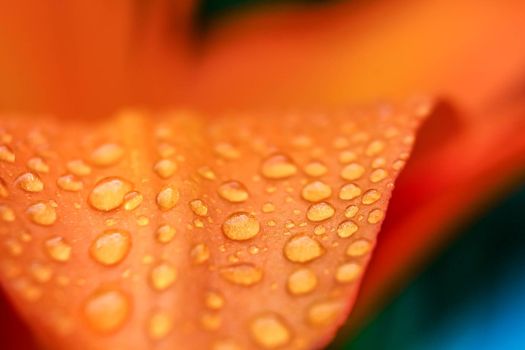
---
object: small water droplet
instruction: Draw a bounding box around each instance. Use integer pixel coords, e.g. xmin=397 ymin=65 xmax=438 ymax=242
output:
xmin=218 ymin=181 xmax=249 ymax=203
xmin=284 ymin=234 xmax=324 ymax=263
xmin=287 ymin=268 xmax=317 ymax=295
xmin=88 ymin=177 xmax=132 ymax=211
xmin=190 ymin=243 xmax=210 ymax=264
xmin=303 ymin=161 xmax=327 ymax=177
xmin=197 ymin=166 xmax=216 ymax=180
xmin=365 ymin=140 xmax=385 ymax=156
xmin=123 ymin=191 xmax=143 ymax=211
xmin=250 ymin=313 xmax=291 ymax=349
xmin=154 ymin=159 xmax=177 ymax=179
xmin=262 ymin=202 xmax=275 ymax=213
xmin=66 ymin=159 xmax=91 ymax=176
xmin=346 ymin=239 xmax=372 ymax=257
xmin=27 ymin=201 xmax=57 ymax=226
xmin=44 ymin=236 xmax=71 ymax=262
xmin=89 ymin=143 xmax=124 ymax=167
xmin=83 ymin=288 xmax=130 ymax=333
xmin=0 ymin=205 xmax=15 ymax=222
xmin=147 ymin=310 xmax=173 ymax=340
xmin=340 ymin=163 xmax=365 ymax=181
xmin=27 ymin=157 xmax=49 ymax=173
xmin=307 ymin=300 xmax=344 ymax=327
xmin=335 ymin=262 xmax=362 ymax=283
xmin=215 ymin=142 xmax=240 ymax=160
xmin=189 ymin=199 xmax=209 ymax=216
xmin=344 ymin=205 xmax=359 ymax=218
xmin=205 ymin=291 xmax=225 ymax=310
xmin=261 ymin=154 xmax=297 ymax=179
xmin=149 ymin=262 xmax=177 ymax=291
xmin=89 ymin=230 xmax=131 ymax=266
xmin=156 ymin=185 xmax=180 ymax=210
xmin=0 ymin=145 xmax=15 ymax=163
xmin=29 ymin=261 xmax=54 ymax=283
xmin=156 ymin=224 xmax=176 ymax=244
xmin=362 ymin=189 xmax=381 ymax=205
xmin=301 ymin=181 xmax=332 ymax=203
xmin=339 ymin=150 xmax=357 ymax=164
xmin=219 ymin=263 xmax=263 ymax=286
xmin=338 ymin=183 xmax=362 ymax=201
xmin=222 ymin=212 xmax=260 ymax=241
xmin=16 ymin=172 xmax=44 ymax=192
xmin=306 ymin=202 xmax=335 ymax=222
xmin=57 ymin=174 xmax=83 ymax=192
xmin=369 ymin=169 xmax=388 ymax=183
xmin=337 ymin=220 xmax=358 ymax=238
xmin=367 ymin=208 xmax=384 ymax=224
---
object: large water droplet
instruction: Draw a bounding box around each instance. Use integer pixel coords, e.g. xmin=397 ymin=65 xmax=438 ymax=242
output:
xmin=83 ymin=288 xmax=130 ymax=333
xmin=250 ymin=313 xmax=291 ymax=349
xmin=89 ymin=230 xmax=131 ymax=266
xmin=337 ymin=220 xmax=358 ymax=238
xmin=287 ymin=268 xmax=317 ymax=295
xmin=306 ymin=202 xmax=335 ymax=222
xmin=219 ymin=263 xmax=263 ymax=286
xmin=218 ymin=181 xmax=249 ymax=203
xmin=340 ymin=163 xmax=365 ymax=181
xmin=284 ymin=234 xmax=324 ymax=263
xmin=156 ymin=185 xmax=180 ymax=210
xmin=16 ymin=172 xmax=44 ymax=193
xmin=88 ymin=177 xmax=132 ymax=211
xmin=261 ymin=154 xmax=297 ymax=179
xmin=89 ymin=143 xmax=124 ymax=167
xmin=27 ymin=201 xmax=57 ymax=226
xmin=222 ymin=212 xmax=260 ymax=241
xmin=301 ymin=181 xmax=332 ymax=203
xmin=154 ymin=159 xmax=177 ymax=179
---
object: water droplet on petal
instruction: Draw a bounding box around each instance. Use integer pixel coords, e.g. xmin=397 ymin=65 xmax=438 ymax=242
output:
xmin=66 ymin=159 xmax=91 ymax=176
xmin=301 ymin=181 xmax=332 ymax=203
xmin=189 ymin=199 xmax=208 ymax=216
xmin=340 ymin=163 xmax=365 ymax=181
xmin=346 ymin=239 xmax=372 ymax=257
xmin=149 ymin=262 xmax=177 ymax=291
xmin=219 ymin=263 xmax=263 ymax=286
xmin=44 ymin=236 xmax=71 ymax=262
xmin=0 ymin=205 xmax=15 ymax=222
xmin=147 ymin=310 xmax=173 ymax=340
xmin=287 ymin=268 xmax=317 ymax=295
xmin=29 ymin=261 xmax=54 ymax=283
xmin=205 ymin=291 xmax=225 ymax=310
xmin=367 ymin=208 xmax=384 ymax=224
xmin=284 ymin=234 xmax=324 ymax=263
xmin=123 ymin=191 xmax=143 ymax=211
xmin=88 ymin=177 xmax=132 ymax=211
xmin=215 ymin=143 xmax=240 ymax=160
xmin=369 ymin=169 xmax=388 ymax=183
xmin=261 ymin=154 xmax=297 ymax=179
xmin=306 ymin=202 xmax=335 ymax=222
xmin=89 ymin=230 xmax=131 ymax=266
xmin=365 ymin=140 xmax=385 ymax=156
xmin=156 ymin=224 xmax=176 ymax=244
xmin=338 ymin=183 xmax=362 ymax=201
xmin=307 ymin=300 xmax=344 ymax=327
xmin=337 ymin=220 xmax=358 ymax=238
xmin=262 ymin=202 xmax=275 ymax=213
xmin=362 ymin=189 xmax=381 ymax=205
xmin=250 ymin=313 xmax=291 ymax=349
xmin=190 ymin=243 xmax=210 ymax=264
xmin=154 ymin=159 xmax=177 ymax=179
xmin=27 ymin=157 xmax=49 ymax=173
xmin=218 ymin=181 xmax=249 ymax=203
xmin=0 ymin=145 xmax=15 ymax=163
xmin=27 ymin=201 xmax=57 ymax=226
xmin=16 ymin=172 xmax=44 ymax=192
xmin=90 ymin=143 xmax=124 ymax=167
xmin=83 ymin=288 xmax=130 ymax=333
xmin=197 ymin=166 xmax=216 ymax=180
xmin=57 ymin=174 xmax=83 ymax=192
xmin=156 ymin=185 xmax=180 ymax=210
xmin=335 ymin=262 xmax=362 ymax=283
xmin=304 ymin=161 xmax=328 ymax=177
xmin=222 ymin=212 xmax=260 ymax=241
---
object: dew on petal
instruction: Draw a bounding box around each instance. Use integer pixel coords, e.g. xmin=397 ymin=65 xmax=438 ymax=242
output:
xmin=287 ymin=268 xmax=317 ymax=295
xmin=261 ymin=154 xmax=297 ymax=179
xmin=83 ymin=288 xmax=130 ymax=334
xmin=284 ymin=234 xmax=324 ymax=263
xmin=222 ymin=212 xmax=260 ymax=241
xmin=88 ymin=177 xmax=132 ymax=211
xmin=89 ymin=230 xmax=131 ymax=266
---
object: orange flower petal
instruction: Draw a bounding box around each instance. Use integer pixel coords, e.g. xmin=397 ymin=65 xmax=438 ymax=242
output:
xmin=0 ymin=103 xmax=428 ymax=349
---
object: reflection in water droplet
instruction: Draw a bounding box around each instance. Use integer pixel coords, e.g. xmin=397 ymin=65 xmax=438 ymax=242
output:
xmin=44 ymin=236 xmax=72 ymax=262
xmin=306 ymin=202 xmax=335 ymax=222
xmin=222 ymin=212 xmax=260 ymax=241
xmin=88 ymin=177 xmax=132 ymax=211
xmin=27 ymin=201 xmax=57 ymax=226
